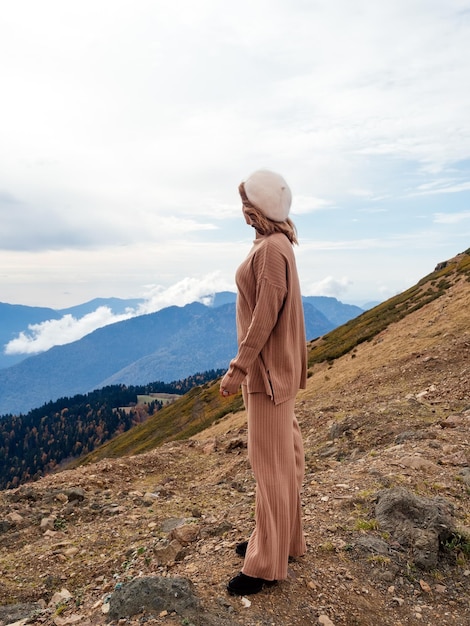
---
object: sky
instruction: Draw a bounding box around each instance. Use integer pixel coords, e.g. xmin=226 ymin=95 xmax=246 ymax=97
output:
xmin=1 ymin=0 xmax=470 ymax=354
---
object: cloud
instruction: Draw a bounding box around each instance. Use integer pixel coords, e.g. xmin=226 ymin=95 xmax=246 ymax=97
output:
xmin=1 ymin=0 xmax=470 ymax=310
xmin=292 ymin=195 xmax=333 ymax=215
xmin=412 ymin=180 xmax=470 ymax=196
xmin=348 ymin=188 xmax=375 ymax=198
xmin=433 ymin=211 xmax=470 ymax=224
xmin=0 ymin=188 xmax=220 ymax=252
xmin=299 ymin=238 xmax=387 ymax=251
xmin=304 ymin=275 xmax=352 ymax=299
xmin=357 ymin=207 xmax=388 ymax=214
xmin=0 ymin=190 xmax=21 ymax=205
xmin=3 ymin=272 xmax=235 ymax=355
xmin=137 ymin=272 xmax=234 ymax=314
xmin=4 ymin=307 xmax=134 ymax=355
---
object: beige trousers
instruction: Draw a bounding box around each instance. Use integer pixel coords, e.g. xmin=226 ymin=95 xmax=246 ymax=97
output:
xmin=241 ymin=387 xmax=306 ymax=581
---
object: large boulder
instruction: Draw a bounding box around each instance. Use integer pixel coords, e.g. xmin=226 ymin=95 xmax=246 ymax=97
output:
xmin=375 ymin=487 xmax=455 ymax=569
xmin=108 ymin=576 xmax=199 ymax=621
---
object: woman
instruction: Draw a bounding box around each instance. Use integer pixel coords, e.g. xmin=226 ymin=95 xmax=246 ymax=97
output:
xmin=220 ymin=169 xmax=307 ymax=596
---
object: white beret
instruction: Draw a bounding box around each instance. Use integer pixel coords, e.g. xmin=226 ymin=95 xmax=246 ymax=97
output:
xmin=243 ymin=169 xmax=292 ymax=222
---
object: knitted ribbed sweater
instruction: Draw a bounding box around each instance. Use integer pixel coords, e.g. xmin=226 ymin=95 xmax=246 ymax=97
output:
xmin=222 ymin=232 xmax=307 ymax=404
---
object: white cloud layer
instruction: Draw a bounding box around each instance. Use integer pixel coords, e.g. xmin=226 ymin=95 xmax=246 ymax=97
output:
xmin=304 ymin=276 xmax=353 ymax=299
xmin=137 ymin=272 xmax=234 ymax=314
xmin=5 ymin=308 xmax=133 ymax=355
xmin=4 ymin=272 xmax=234 ymax=355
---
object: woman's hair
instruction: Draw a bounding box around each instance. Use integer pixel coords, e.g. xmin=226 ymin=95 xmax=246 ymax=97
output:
xmin=239 ymin=183 xmax=298 ymax=245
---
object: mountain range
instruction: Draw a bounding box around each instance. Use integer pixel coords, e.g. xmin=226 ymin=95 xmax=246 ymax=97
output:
xmin=0 ymin=294 xmax=363 ymax=416
xmin=0 ymin=297 xmax=144 ymax=369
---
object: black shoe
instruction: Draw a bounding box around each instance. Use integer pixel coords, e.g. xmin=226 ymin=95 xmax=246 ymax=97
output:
xmin=235 ymin=541 xmax=248 ymax=557
xmin=227 ymin=572 xmax=277 ymax=596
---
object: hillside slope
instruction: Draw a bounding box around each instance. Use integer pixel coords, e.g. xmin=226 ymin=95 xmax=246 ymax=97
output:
xmin=0 ymin=251 xmax=469 ymax=625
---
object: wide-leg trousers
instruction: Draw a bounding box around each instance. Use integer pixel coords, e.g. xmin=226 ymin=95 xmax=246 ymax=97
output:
xmin=241 ymin=386 xmax=306 ymax=581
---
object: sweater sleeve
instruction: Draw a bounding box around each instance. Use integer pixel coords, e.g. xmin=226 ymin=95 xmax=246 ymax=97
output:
xmin=222 ymin=279 xmax=287 ymax=392
xmin=221 ymin=239 xmax=288 ymax=393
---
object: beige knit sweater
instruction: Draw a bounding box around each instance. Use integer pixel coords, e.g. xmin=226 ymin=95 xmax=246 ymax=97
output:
xmin=221 ymin=232 xmax=307 ymax=404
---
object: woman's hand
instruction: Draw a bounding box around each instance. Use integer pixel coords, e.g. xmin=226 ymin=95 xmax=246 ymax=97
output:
xmin=220 ymin=372 xmax=238 ymax=397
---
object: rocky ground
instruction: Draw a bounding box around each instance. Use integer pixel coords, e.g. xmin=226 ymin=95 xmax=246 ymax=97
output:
xmin=0 ymin=278 xmax=469 ymax=626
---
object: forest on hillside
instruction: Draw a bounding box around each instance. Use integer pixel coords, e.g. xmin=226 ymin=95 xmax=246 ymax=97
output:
xmin=0 ymin=369 xmax=224 ymax=490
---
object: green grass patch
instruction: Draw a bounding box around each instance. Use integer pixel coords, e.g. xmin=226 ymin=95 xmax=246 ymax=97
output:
xmin=367 ymin=555 xmax=391 ymax=566
xmin=354 ymin=518 xmax=379 ymax=531
xmin=443 ymin=530 xmax=470 ymax=561
xmin=137 ymin=393 xmax=181 ymax=405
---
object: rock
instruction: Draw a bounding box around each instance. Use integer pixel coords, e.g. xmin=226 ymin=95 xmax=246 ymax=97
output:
xmin=438 ymin=452 xmax=468 ymax=466
xmin=224 ymin=437 xmax=247 ymax=452
xmin=103 ymin=504 xmax=125 ymax=515
xmin=143 ymin=492 xmax=159 ymax=506
xmin=202 ymin=520 xmax=233 ymax=537
xmin=395 ymin=431 xmax=422 ymax=444
xmin=0 ymin=520 xmax=13 ymax=533
xmin=53 ymin=614 xmax=83 ymax=625
xmin=203 ymin=439 xmax=217 ymax=454
xmin=169 ymin=523 xmax=200 ymax=545
xmin=318 ymin=445 xmax=339 ymax=458
xmin=6 ymin=487 xmax=38 ymax=502
xmin=5 ymin=512 xmax=24 ymax=525
xmin=375 ymin=488 xmax=455 ymax=569
xmin=440 ymin=412 xmax=469 ymax=428
xmin=48 ymin=588 xmax=73 ymax=607
xmin=355 ymin=535 xmax=390 ymax=555
xmin=328 ymin=416 xmax=359 ymax=440
xmin=459 ymin=468 xmax=470 ymax=487
xmin=153 ymin=539 xmax=184 ymax=565
xmin=40 ymin=517 xmax=56 ymax=532
xmin=375 ymin=569 xmax=396 ymax=583
xmin=0 ymin=603 xmax=42 ymax=625
xmin=161 ymin=517 xmax=186 ymax=532
xmin=413 ymin=530 xmax=440 ymax=569
xmin=64 ymin=488 xmax=85 ymax=502
xmin=393 ymin=456 xmax=438 ymax=472
xmin=318 ymin=615 xmax=336 ymax=626
xmin=108 ymin=576 xmax=199 ymax=621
